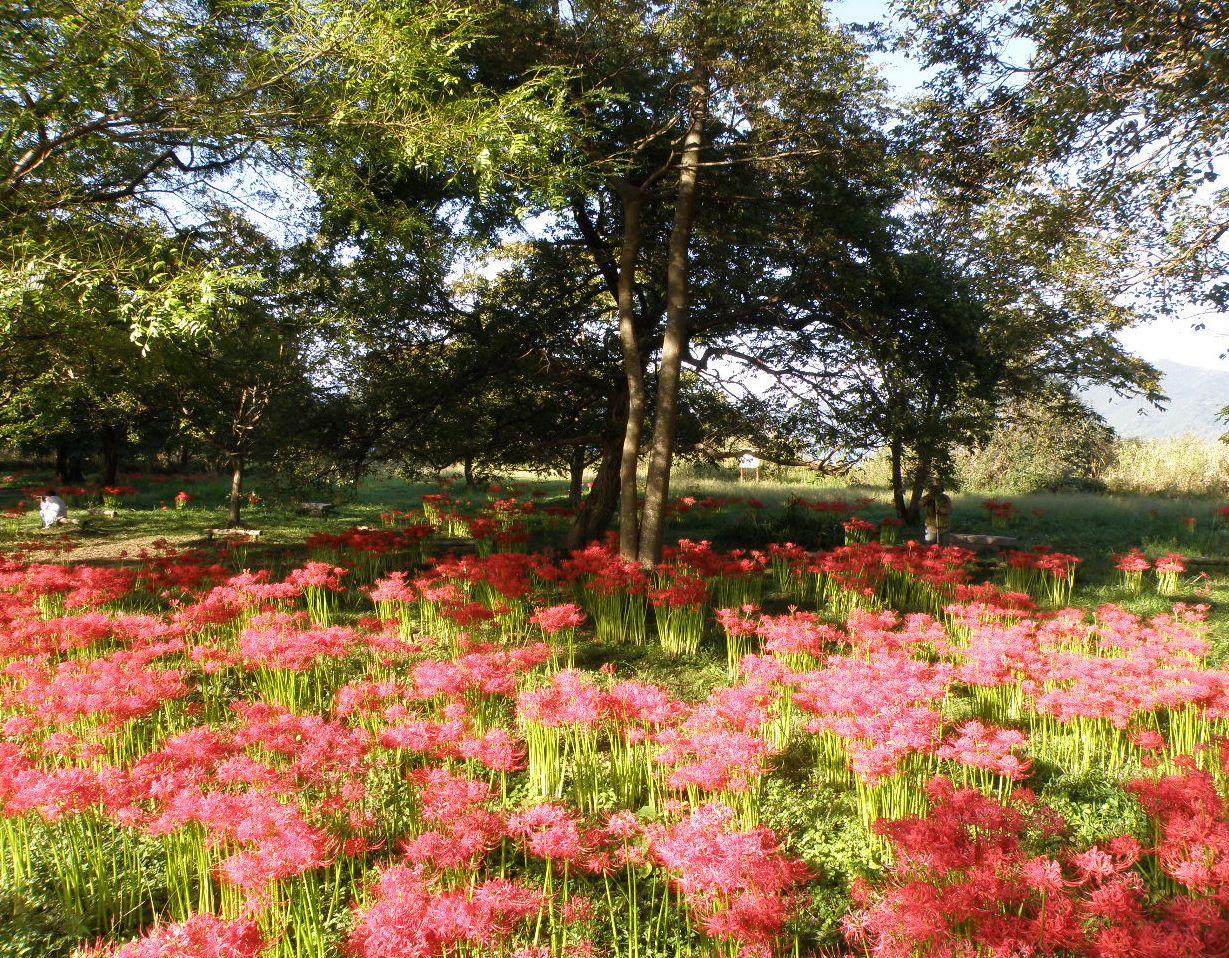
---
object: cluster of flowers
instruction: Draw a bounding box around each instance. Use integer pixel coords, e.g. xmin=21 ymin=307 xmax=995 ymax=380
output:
xmin=846 ymin=772 xmax=1229 ymax=957
xmin=1115 ymin=548 xmax=1189 ymax=596
xmin=2 ymin=517 xmax=1227 ymax=958
xmin=785 ymin=496 xmax=857 ymax=515
xmin=669 ymin=495 xmax=765 ymax=517
xmin=1002 ymin=546 xmax=1083 ymax=605
xmin=981 ymin=498 xmax=1019 ymax=527
xmin=413 ymin=491 xmax=574 ymax=550
xmin=305 ymin=526 xmax=435 ymax=581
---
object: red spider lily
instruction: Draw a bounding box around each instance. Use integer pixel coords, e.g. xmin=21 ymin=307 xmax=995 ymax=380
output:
xmin=1114 ymin=548 xmax=1151 ymax=595
xmin=7 ymin=647 xmax=190 ymax=727
xmin=842 ymin=516 xmax=878 ymax=544
xmin=1003 ymin=547 xmax=1082 ymax=605
xmin=529 ymin=603 xmax=586 ymax=634
xmin=1155 ymin=553 xmax=1188 ymax=596
xmin=648 ymin=573 xmax=708 ymax=657
xmin=1129 ymin=768 xmax=1229 ymax=897
xmin=347 ymin=865 xmax=545 ymax=958
xmin=3 ymin=520 xmax=1229 ymax=956
xmin=517 ymin=669 xmax=607 ymax=729
xmin=97 ymin=913 xmax=266 ymax=958
xmin=648 ymin=803 xmax=810 ymax=956
xmin=982 ymin=498 xmax=1018 ymax=527
xmin=238 ymin=612 xmax=358 ymax=673
xmin=846 ymin=776 xmax=1229 ymax=958
xmin=232 ymin=701 xmax=373 ymax=787
xmin=1155 ymin=554 xmax=1188 ymax=575
xmin=401 ymin=767 xmax=506 ymax=869
xmin=1115 ymin=550 xmax=1151 ymax=574
xmin=937 ymin=720 xmax=1032 ymax=785
xmin=284 ymin=561 xmax=348 ymax=592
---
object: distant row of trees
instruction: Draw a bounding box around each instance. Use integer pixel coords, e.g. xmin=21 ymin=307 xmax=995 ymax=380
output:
xmin=4 ymin=0 xmax=1226 ymax=552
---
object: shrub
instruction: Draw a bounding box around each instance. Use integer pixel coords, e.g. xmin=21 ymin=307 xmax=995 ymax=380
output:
xmin=954 ymin=398 xmax=1115 ymax=494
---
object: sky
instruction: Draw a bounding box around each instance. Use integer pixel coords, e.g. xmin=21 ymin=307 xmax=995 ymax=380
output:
xmin=832 ymin=0 xmax=1229 ymax=374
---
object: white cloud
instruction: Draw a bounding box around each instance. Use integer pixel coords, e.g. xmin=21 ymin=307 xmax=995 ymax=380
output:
xmin=1118 ymin=315 xmax=1229 ymax=373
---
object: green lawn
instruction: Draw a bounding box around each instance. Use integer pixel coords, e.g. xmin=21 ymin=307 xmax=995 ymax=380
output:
xmin=6 ymin=469 xmax=1227 ymax=660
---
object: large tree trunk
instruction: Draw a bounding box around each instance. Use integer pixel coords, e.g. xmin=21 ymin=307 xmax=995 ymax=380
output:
xmin=100 ymin=424 xmax=124 ymax=487
xmin=616 ymin=187 xmax=647 ymax=560
xmin=565 ymin=434 xmax=622 ymax=549
xmin=906 ymin=453 xmax=932 ymax=526
xmin=568 ymin=446 xmax=586 ymax=507
xmin=54 ymin=444 xmax=69 ymax=483
xmin=890 ymin=436 xmax=909 ymax=521
xmin=227 ymin=456 xmax=245 ymax=527
xmin=636 ymin=67 xmax=709 ymax=566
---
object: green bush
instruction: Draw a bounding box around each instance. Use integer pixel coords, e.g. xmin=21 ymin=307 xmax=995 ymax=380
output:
xmin=954 ymin=398 xmax=1115 ymax=494
xmin=0 ymin=889 xmax=84 ymax=958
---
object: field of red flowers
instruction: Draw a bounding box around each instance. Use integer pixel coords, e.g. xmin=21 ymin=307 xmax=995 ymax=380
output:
xmin=2 ymin=491 xmax=1228 ymax=958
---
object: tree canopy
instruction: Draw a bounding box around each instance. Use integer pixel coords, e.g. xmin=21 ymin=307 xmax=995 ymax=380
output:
xmin=1 ymin=0 xmax=1191 ymax=538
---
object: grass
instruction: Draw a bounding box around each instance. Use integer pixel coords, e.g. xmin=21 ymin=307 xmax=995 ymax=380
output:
xmin=6 ymin=466 xmax=1227 ymax=565
xmin=6 ymin=467 xmax=1229 ymax=656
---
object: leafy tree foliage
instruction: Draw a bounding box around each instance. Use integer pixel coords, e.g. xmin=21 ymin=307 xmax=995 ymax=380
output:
xmin=896 ymin=0 xmax=1229 ymax=311
xmin=0 ymin=0 xmax=1181 ymax=528
xmin=1 ymin=0 xmax=574 ymax=342
xmin=161 ymin=220 xmax=322 ymax=525
xmin=954 ymin=395 xmax=1117 ymax=495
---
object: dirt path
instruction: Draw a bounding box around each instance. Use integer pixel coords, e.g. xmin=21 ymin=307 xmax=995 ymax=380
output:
xmin=6 ymin=531 xmax=206 ymax=563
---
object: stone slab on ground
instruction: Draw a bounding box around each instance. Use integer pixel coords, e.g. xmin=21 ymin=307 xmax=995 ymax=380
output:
xmin=430 ymin=536 xmax=479 ymax=554
xmin=949 ymin=533 xmax=1019 ymax=554
xmin=296 ymin=501 xmax=335 ymax=515
xmin=208 ymin=528 xmax=262 ymax=541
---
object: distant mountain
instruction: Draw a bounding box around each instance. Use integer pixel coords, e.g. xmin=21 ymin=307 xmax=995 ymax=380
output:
xmin=1082 ymin=359 xmax=1229 ymax=440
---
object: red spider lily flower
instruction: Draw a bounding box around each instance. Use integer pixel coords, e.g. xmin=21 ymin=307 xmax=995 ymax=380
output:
xmin=648 ymin=803 xmax=810 ymax=954
xmin=100 ymin=913 xmax=266 ymax=958
xmin=347 ymin=866 xmax=543 ymax=958
xmin=1154 ymin=554 xmax=1188 ymax=575
xmin=1114 ymin=550 xmax=1151 ymax=575
xmin=530 ymin=603 xmax=586 ymax=634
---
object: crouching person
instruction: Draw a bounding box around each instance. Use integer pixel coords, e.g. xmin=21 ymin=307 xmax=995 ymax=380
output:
xmin=39 ymin=489 xmax=68 ymax=529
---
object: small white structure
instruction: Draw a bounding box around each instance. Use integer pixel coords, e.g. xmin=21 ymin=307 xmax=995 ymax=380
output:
xmin=737 ymin=453 xmax=761 ymax=482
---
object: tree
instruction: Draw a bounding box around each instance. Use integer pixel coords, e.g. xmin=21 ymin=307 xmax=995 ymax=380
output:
xmin=895 ymin=0 xmax=1229 ymax=313
xmin=705 ymin=248 xmax=997 ymax=521
xmin=295 ymin=0 xmax=901 ymax=558
xmin=955 ymin=395 xmax=1117 ymax=495
xmin=1 ymin=0 xmax=574 ymax=343
xmin=535 ymin=0 xmax=897 ymax=561
xmin=0 ymin=218 xmax=231 ymax=483
xmin=336 ymin=250 xmax=628 ymax=507
xmin=163 ymin=219 xmax=317 ymax=526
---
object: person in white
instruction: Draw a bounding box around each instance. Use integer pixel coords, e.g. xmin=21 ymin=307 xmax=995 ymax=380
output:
xmin=39 ymin=490 xmax=68 ymax=528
